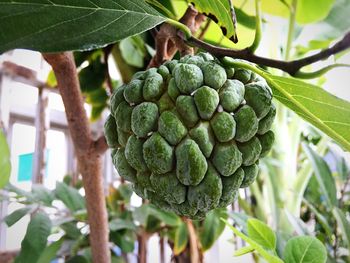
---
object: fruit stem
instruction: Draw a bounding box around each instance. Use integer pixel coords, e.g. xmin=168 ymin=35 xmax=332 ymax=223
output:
xmin=166 ymin=18 xmax=192 ymax=39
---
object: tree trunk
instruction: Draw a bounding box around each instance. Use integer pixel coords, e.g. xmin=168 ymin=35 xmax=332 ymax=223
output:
xmin=43 ymin=52 xmax=110 ymax=263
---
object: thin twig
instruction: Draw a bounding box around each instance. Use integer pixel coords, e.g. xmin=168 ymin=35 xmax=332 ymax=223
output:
xmin=183 ymin=31 xmax=350 ymax=76
xmin=228 ymin=0 xmax=238 ymax=43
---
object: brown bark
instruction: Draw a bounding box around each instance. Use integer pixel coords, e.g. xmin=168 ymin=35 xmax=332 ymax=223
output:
xmin=43 ymin=52 xmax=110 ymax=263
xmin=148 ymin=6 xmax=206 ymax=68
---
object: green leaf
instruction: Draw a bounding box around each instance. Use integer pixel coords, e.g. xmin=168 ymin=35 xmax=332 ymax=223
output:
xmin=222 ymin=219 xmax=283 ymax=263
xmin=199 ymin=209 xmax=227 ymax=251
xmin=302 ymin=199 xmax=332 ymax=237
xmin=332 ymin=207 xmax=350 ymax=254
xmin=119 ymin=35 xmax=146 ymax=68
xmin=302 ymin=143 xmax=337 ymax=207
xmin=5 ymin=184 xmax=35 ymax=201
xmin=46 ymin=70 xmax=57 ymax=88
xmin=90 ymin=105 xmax=106 ymax=122
xmin=55 ymin=182 xmax=85 ymax=212
xmin=247 ymin=218 xmax=276 ymax=250
xmin=15 ymin=212 xmax=52 ymax=263
xmin=109 ymin=218 xmax=136 ymax=231
xmin=134 ymin=204 xmax=181 ymax=227
xmin=187 ymin=0 xmax=237 ymax=42
xmin=66 ymin=255 xmax=89 ymax=263
xmin=261 ymin=0 xmax=335 ymax=24
xmin=235 ymin=8 xmax=256 ymax=30
xmin=110 ymin=231 xmax=135 ymax=253
xmin=4 ymin=206 xmax=36 ymax=227
xmin=228 ymin=211 xmax=250 ymax=234
xmin=32 ymin=184 xmax=55 ymax=206
xmin=0 ymin=0 xmax=165 ymax=53
xmin=111 ymin=256 xmax=126 ymax=263
xmin=0 ymin=130 xmax=11 ymax=189
xmin=60 ymin=222 xmax=82 ymax=239
xmin=174 ymin=221 xmax=188 ymax=255
xmin=79 ymin=58 xmax=107 ymax=93
xmin=234 ymin=245 xmax=255 ymax=256
xmin=284 ymin=236 xmax=327 ymax=263
xmin=222 ymin=58 xmax=350 ymax=152
xmin=37 ymin=239 xmax=64 ymax=263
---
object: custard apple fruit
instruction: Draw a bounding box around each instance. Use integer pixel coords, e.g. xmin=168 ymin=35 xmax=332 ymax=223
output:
xmin=104 ymin=53 xmax=275 ymax=220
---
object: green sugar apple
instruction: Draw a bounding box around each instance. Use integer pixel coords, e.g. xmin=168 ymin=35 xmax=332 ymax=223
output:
xmin=104 ymin=53 xmax=276 ymax=220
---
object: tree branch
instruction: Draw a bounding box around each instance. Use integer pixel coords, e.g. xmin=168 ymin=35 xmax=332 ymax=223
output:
xmin=94 ymin=135 xmax=108 ymax=155
xmin=43 ymin=52 xmax=110 ymax=263
xmin=148 ymin=6 xmax=206 ymax=68
xmin=182 ymin=31 xmax=350 ymax=76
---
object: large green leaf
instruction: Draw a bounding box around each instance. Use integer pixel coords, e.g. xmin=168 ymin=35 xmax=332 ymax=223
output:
xmin=199 ymin=209 xmax=227 ymax=251
xmin=302 ymin=143 xmax=337 ymax=207
xmin=261 ymin=0 xmax=335 ymax=24
xmin=0 ymin=0 xmax=165 ymax=53
xmin=247 ymin=218 xmax=276 ymax=250
xmin=222 ymin=219 xmax=283 ymax=263
xmin=284 ymin=236 xmax=327 ymax=263
xmin=55 ymin=182 xmax=85 ymax=212
xmin=0 ymin=130 xmax=11 ymax=189
xmin=222 ymin=58 xmax=350 ymax=152
xmin=15 ymin=212 xmax=52 ymax=263
xmin=187 ymin=0 xmax=237 ymax=42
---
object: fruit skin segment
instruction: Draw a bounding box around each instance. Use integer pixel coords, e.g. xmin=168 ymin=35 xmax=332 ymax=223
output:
xmin=104 ymin=53 xmax=276 ymax=219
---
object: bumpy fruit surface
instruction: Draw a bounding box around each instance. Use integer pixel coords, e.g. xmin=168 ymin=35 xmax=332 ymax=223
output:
xmin=104 ymin=53 xmax=275 ymax=219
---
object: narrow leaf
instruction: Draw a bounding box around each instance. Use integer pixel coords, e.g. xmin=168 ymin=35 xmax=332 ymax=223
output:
xmin=247 ymin=218 xmax=276 ymax=250
xmin=234 ymin=245 xmax=255 ymax=256
xmin=302 ymin=143 xmax=337 ymax=207
xmin=0 ymin=0 xmax=165 ymax=53
xmin=284 ymin=236 xmax=327 ymax=263
xmin=222 ymin=58 xmax=350 ymax=152
xmin=4 ymin=206 xmax=36 ymax=227
xmin=15 ymin=212 xmax=52 ymax=263
xmin=174 ymin=221 xmax=188 ymax=255
xmin=0 ymin=130 xmax=11 ymax=189
xmin=55 ymin=182 xmax=85 ymax=212
xmin=222 ymin=219 xmax=283 ymax=263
